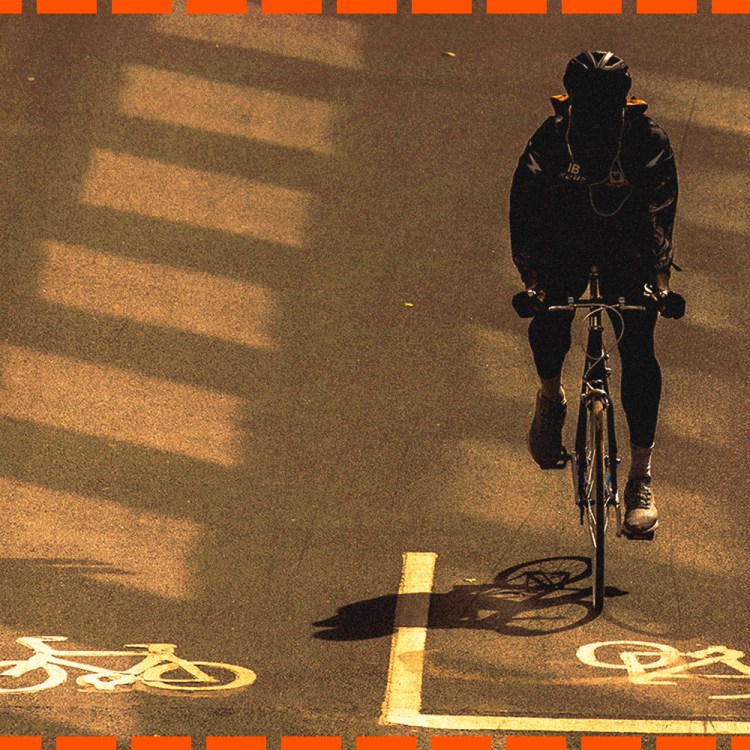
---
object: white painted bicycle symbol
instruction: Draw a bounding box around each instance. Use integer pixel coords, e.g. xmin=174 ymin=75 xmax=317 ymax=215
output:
xmin=0 ymin=636 xmax=257 ymax=694
xmin=577 ymin=640 xmax=750 ymax=700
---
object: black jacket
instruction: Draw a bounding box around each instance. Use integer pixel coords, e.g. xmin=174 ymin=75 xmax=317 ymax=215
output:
xmin=509 ymin=95 xmax=678 ymax=290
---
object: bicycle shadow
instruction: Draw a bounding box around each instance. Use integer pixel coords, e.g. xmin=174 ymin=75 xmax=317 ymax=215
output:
xmin=313 ymin=556 xmax=628 ymax=640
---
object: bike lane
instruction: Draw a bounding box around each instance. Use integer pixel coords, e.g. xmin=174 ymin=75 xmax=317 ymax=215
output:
xmin=378 ymin=465 xmax=750 ymax=735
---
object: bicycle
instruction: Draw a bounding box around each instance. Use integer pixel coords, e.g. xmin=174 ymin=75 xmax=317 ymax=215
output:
xmin=546 ymin=265 xmax=649 ymax=615
xmin=0 ymin=636 xmax=257 ymax=693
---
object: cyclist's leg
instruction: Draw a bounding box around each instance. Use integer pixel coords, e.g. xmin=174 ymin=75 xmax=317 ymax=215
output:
xmin=526 ymin=274 xmax=587 ymax=468
xmin=606 ymin=298 xmax=660 ymax=533
xmin=528 ymin=309 xmax=574 ymax=382
xmin=527 ymin=272 xmax=588 ymax=381
xmin=606 ymin=300 xmax=661 ymax=453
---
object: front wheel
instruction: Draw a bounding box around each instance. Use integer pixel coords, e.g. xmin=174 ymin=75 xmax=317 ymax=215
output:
xmin=582 ymin=397 xmax=607 ymax=614
xmin=141 ymin=660 xmax=257 ymax=692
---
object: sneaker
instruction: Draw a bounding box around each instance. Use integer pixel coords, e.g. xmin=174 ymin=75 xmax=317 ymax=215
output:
xmin=527 ymin=389 xmax=567 ymax=469
xmin=623 ymin=476 xmax=659 ymax=534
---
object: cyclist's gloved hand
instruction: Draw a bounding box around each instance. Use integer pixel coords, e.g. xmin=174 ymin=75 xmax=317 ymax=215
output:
xmin=512 ymin=288 xmax=548 ymax=318
xmin=657 ymin=290 xmax=686 ymax=319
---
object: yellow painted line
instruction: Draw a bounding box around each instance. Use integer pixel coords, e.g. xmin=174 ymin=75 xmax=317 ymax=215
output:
xmin=380 ymin=551 xmax=437 ymax=720
xmin=380 ymin=552 xmax=750 ymax=735
xmin=385 ymin=710 xmax=750 ymax=734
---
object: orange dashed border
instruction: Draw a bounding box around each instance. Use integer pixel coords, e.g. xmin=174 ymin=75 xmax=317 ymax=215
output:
xmin=1 ymin=0 xmax=749 ymax=11
xmin=0 ymin=737 xmax=746 ymax=748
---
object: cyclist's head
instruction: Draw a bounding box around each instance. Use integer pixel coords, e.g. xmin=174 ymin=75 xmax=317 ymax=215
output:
xmin=563 ymin=50 xmax=631 ymax=127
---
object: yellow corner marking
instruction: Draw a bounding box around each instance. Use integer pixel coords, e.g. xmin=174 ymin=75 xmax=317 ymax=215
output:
xmin=380 ymin=552 xmax=437 ymax=720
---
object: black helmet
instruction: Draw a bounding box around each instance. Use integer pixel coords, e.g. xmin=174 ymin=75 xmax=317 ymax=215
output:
xmin=563 ymin=50 xmax=632 ymax=105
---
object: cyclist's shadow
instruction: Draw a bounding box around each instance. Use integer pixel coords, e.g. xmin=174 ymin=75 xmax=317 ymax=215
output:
xmin=313 ymin=556 xmax=627 ymax=640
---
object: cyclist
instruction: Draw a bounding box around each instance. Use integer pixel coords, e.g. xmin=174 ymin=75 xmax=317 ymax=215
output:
xmin=509 ymin=50 xmax=685 ymax=537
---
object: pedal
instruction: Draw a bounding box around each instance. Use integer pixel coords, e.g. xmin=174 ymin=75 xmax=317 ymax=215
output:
xmin=542 ymin=448 xmax=571 ymax=470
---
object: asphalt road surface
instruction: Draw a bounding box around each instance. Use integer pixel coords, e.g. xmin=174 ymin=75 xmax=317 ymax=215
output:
xmin=1 ymin=4 xmax=749 ymax=744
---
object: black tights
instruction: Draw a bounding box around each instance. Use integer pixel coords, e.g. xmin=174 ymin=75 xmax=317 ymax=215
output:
xmin=528 ymin=303 xmax=661 ymax=449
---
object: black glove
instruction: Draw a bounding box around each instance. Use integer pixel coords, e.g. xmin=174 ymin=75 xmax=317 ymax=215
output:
xmin=512 ymin=289 xmax=548 ymax=318
xmin=657 ymin=290 xmax=686 ymax=319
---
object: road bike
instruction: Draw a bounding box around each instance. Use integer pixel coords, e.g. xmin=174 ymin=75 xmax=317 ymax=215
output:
xmin=548 ymin=266 xmax=648 ymax=615
xmin=0 ymin=636 xmax=257 ymax=693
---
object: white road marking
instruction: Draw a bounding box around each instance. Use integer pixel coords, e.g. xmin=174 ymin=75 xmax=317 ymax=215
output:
xmin=380 ymin=552 xmax=750 ymax=734
xmin=385 ymin=711 xmax=750 ymax=733
xmin=0 ymin=636 xmax=256 ymax=694
xmin=577 ymin=641 xmax=750 ymax=699
xmin=379 ymin=551 xmax=437 ymax=720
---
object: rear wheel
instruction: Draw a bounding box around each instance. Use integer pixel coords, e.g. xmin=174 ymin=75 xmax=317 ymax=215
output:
xmin=0 ymin=661 xmax=67 ymax=693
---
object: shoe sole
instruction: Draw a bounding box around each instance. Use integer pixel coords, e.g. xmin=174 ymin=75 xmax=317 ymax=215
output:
xmin=622 ymin=521 xmax=658 ymax=540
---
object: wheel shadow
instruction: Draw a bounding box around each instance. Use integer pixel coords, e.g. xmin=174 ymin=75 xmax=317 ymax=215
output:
xmin=314 ymin=556 xmax=629 ymax=641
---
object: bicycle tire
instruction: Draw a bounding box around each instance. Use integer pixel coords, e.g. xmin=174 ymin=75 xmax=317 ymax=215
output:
xmin=0 ymin=661 xmax=67 ymax=693
xmin=141 ymin=660 xmax=257 ymax=691
xmin=591 ymin=397 xmax=607 ymax=614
